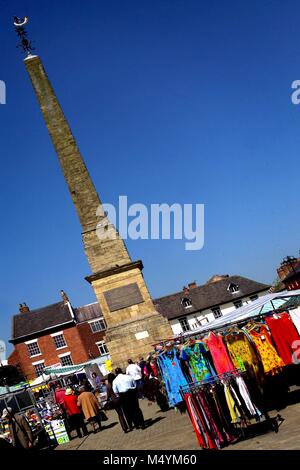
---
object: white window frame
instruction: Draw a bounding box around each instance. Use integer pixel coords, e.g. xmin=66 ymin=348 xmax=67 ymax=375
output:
xmin=211 ymin=307 xmax=222 ymax=319
xmin=32 ymin=360 xmax=45 ymax=377
xmin=179 ymin=317 xmax=191 ymax=332
xmin=96 ymin=341 xmax=109 ymax=356
xmin=233 ymin=300 xmax=243 ymax=309
xmin=25 ymin=339 xmax=41 ymax=358
xmin=51 ymin=332 xmax=67 ymax=350
xmin=58 ymin=352 xmax=73 ymax=366
xmin=89 ymin=318 xmax=107 ymax=333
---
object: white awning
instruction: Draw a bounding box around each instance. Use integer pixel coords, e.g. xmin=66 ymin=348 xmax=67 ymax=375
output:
xmin=181 ymin=289 xmax=300 ymax=337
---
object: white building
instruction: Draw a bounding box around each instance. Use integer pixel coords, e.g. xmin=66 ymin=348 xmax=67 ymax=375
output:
xmin=154 ymin=275 xmax=270 ymax=336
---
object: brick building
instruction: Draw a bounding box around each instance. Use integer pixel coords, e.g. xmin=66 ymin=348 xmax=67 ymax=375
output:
xmin=8 ymin=295 xmax=108 ymax=381
xmin=277 ymin=256 xmax=300 ymax=291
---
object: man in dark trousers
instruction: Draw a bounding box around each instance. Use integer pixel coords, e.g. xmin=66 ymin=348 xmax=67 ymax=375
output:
xmin=112 ymin=368 xmax=145 ymax=430
xmin=2 ymin=407 xmax=33 ymax=449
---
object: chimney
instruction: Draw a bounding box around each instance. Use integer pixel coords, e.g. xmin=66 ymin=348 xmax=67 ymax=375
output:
xmin=183 ymin=286 xmax=190 ymax=296
xmin=19 ymin=303 xmax=30 ymax=313
xmin=188 ymin=281 xmax=197 ymax=289
xmin=60 ymin=290 xmax=69 ymax=305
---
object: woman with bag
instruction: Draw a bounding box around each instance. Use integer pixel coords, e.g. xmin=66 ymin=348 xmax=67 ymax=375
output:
xmin=105 ymin=373 xmax=131 ymax=433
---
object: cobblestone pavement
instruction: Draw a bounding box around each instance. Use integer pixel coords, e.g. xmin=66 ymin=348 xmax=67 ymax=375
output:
xmin=56 ymin=390 xmax=300 ymax=451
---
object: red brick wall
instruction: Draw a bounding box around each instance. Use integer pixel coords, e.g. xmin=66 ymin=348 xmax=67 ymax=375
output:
xmin=76 ymin=322 xmax=106 ymax=359
xmin=8 ymin=325 xmax=90 ymax=381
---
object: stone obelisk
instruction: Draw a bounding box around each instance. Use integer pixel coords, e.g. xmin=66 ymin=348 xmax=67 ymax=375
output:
xmin=17 ymin=19 xmax=172 ymax=366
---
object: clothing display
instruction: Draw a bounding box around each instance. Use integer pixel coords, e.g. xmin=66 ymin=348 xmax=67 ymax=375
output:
xmin=266 ymin=312 xmax=300 ymax=365
xmin=157 ymin=348 xmax=189 ymax=406
xmin=180 ymin=341 xmax=216 ymax=382
xmin=204 ymin=332 xmax=235 ymax=374
xmin=247 ymin=324 xmax=285 ymax=375
xmin=182 ymin=372 xmax=264 ymax=450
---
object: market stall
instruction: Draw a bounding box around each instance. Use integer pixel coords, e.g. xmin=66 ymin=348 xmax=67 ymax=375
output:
xmin=149 ymin=289 xmax=300 ymax=449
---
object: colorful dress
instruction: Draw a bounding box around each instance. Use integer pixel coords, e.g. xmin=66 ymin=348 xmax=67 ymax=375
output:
xmin=204 ymin=332 xmax=235 ymax=375
xmin=225 ymin=331 xmax=264 ymax=388
xmin=265 ymin=313 xmax=300 ymax=365
xmin=180 ymin=342 xmax=216 ymax=382
xmin=249 ymin=326 xmax=285 ymax=375
xmin=157 ymin=348 xmax=188 ymax=406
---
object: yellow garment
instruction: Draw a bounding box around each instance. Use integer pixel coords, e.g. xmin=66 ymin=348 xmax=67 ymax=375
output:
xmin=105 ymin=359 xmax=113 ymax=372
xmin=250 ymin=328 xmax=285 ymax=375
xmin=224 ymin=383 xmax=241 ymax=424
xmin=225 ymin=332 xmax=264 ymax=388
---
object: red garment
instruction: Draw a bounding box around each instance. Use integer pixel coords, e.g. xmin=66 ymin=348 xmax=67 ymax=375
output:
xmin=64 ymin=395 xmax=81 ymax=415
xmin=204 ymin=332 xmax=234 ymax=374
xmin=55 ymin=389 xmax=66 ymax=406
xmin=266 ymin=313 xmax=300 ymax=365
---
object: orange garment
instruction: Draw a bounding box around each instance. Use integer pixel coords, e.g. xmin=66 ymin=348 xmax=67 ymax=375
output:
xmin=77 ymin=391 xmax=100 ymax=420
xmin=249 ymin=326 xmax=284 ymax=375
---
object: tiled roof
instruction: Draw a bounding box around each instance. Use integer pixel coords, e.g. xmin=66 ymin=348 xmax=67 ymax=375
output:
xmin=154 ymin=275 xmax=270 ymax=320
xmin=74 ymin=302 xmax=103 ymax=323
xmin=11 ymin=301 xmax=74 ymax=342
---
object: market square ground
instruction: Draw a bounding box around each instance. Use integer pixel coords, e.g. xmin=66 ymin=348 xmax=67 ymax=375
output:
xmin=56 ymin=386 xmax=300 ymax=451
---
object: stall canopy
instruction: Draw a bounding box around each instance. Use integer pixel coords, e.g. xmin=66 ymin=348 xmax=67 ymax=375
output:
xmin=44 ymin=355 xmax=110 ymax=376
xmin=181 ymin=289 xmax=300 ymax=337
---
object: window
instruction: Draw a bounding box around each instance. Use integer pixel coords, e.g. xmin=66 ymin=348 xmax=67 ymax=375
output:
xmin=53 ymin=334 xmax=67 ymax=349
xmin=89 ymin=318 xmax=106 ymax=333
xmin=60 ymin=354 xmax=73 ymax=367
xmin=34 ymin=363 xmax=44 ymax=377
xmin=179 ymin=317 xmax=190 ymax=332
xmin=228 ymin=283 xmax=240 ymax=293
xmin=233 ymin=300 xmax=243 ymax=309
xmin=250 ymin=295 xmax=258 ymax=302
xmin=27 ymin=341 xmax=41 ymax=357
xmin=97 ymin=341 xmax=109 ymax=356
xmin=212 ymin=307 xmax=222 ymax=319
xmin=181 ymin=297 xmax=192 ymax=309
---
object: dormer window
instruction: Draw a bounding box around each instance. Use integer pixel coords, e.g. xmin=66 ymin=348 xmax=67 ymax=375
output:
xmin=227 ymin=283 xmax=239 ymax=293
xmin=181 ymin=297 xmax=192 ymax=309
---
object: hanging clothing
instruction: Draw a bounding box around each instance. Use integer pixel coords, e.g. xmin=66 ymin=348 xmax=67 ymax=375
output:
xmin=289 ymin=307 xmax=300 ymax=335
xmin=204 ymin=332 xmax=235 ymax=374
xmin=157 ymin=348 xmax=188 ymax=406
xmin=223 ymin=383 xmax=241 ymax=424
xmin=249 ymin=325 xmax=285 ymax=375
xmin=225 ymin=330 xmax=265 ymax=390
xmin=235 ymin=376 xmax=262 ymax=418
xmin=266 ymin=312 xmax=300 ymax=365
xmin=180 ymin=341 xmax=216 ymax=382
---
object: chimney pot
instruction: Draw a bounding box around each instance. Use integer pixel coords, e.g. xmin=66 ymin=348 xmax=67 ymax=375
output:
xmin=60 ymin=290 xmax=69 ymax=305
xmin=188 ymin=281 xmax=197 ymax=289
xmin=19 ymin=303 xmax=30 ymax=313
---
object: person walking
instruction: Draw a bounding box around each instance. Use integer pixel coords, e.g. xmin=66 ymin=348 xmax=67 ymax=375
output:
xmin=77 ymin=385 xmax=102 ymax=433
xmin=113 ymin=368 xmax=145 ymax=430
xmin=91 ymin=372 xmax=102 ymax=391
xmin=63 ymin=388 xmax=88 ymax=439
xmin=105 ymin=373 xmax=130 ymax=433
xmin=138 ymin=357 xmax=147 ymax=380
xmin=126 ymin=359 xmax=144 ymax=399
xmin=2 ymin=407 xmax=33 ymax=449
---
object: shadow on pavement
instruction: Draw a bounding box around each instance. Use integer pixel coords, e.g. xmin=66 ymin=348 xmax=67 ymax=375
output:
xmin=144 ymin=416 xmax=166 ymax=428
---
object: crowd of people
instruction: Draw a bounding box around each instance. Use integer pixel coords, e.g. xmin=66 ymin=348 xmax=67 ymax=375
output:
xmin=0 ymin=355 xmax=169 ymax=449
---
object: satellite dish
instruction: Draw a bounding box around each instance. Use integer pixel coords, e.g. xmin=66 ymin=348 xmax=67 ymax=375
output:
xmin=0 ymin=340 xmax=6 ymax=362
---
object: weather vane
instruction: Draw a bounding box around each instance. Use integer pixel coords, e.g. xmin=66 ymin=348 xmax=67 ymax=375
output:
xmin=13 ymin=16 xmax=35 ymax=55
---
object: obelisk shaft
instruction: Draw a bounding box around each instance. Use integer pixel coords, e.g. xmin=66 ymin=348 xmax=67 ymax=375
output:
xmin=24 ymin=55 xmax=131 ymax=273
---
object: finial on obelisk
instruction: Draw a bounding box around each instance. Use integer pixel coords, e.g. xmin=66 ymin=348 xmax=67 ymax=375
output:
xmin=13 ymin=16 xmax=35 ymax=56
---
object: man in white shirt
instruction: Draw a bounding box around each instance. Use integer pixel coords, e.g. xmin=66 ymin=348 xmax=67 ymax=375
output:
xmin=126 ymin=359 xmax=144 ymax=399
xmin=112 ymin=368 xmax=145 ymax=430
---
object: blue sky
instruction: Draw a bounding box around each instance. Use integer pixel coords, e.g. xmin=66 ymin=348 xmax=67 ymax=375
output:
xmin=1 ymin=0 xmax=300 ymax=353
